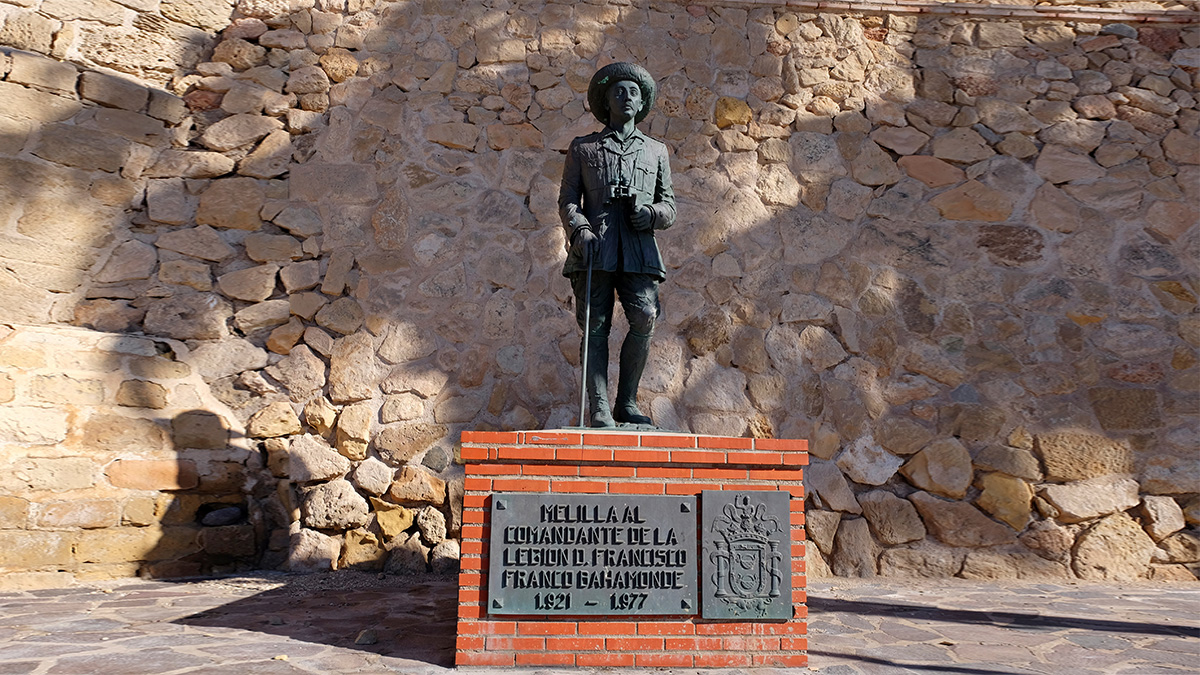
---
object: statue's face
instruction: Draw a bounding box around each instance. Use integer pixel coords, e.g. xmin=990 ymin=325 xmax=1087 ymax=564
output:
xmin=605 ymin=79 xmax=642 ymax=124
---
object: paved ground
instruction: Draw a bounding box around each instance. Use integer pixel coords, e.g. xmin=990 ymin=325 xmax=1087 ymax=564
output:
xmin=0 ymin=572 xmax=1195 ymax=674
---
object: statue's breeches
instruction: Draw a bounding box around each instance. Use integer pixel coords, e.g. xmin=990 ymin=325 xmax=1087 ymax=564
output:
xmin=571 ymin=271 xmax=660 ymax=339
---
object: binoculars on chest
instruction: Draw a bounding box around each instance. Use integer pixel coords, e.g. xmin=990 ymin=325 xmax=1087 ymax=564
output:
xmin=605 ymin=183 xmax=647 ymax=216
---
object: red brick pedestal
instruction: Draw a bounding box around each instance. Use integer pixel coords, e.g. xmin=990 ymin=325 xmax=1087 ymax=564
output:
xmin=456 ymin=429 xmax=809 ymax=668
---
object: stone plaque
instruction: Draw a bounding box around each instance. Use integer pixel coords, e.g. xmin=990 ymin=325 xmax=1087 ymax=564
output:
xmin=700 ymin=490 xmax=792 ymax=620
xmin=488 ymin=493 xmax=698 ymax=615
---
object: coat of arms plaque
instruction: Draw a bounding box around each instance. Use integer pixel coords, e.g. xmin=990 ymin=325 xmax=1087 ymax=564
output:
xmin=700 ymin=490 xmax=792 ymax=620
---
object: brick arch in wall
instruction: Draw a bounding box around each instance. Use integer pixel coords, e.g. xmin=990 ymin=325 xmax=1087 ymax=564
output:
xmin=1 ymin=0 xmax=1199 ymax=586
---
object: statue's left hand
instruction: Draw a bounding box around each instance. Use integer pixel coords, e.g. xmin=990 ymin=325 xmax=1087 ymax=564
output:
xmin=630 ymin=204 xmax=653 ymax=231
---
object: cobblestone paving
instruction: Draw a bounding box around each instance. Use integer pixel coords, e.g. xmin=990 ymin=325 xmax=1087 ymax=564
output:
xmin=0 ymin=573 xmax=1194 ymax=674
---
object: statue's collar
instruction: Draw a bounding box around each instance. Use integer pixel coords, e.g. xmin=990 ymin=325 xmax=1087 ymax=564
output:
xmin=600 ymin=126 xmax=646 ymax=147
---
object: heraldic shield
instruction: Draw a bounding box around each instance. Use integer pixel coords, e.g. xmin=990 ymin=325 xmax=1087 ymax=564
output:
xmin=700 ymin=490 xmax=792 ymax=620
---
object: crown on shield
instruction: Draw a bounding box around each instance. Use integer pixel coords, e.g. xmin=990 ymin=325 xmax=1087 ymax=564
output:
xmin=711 ymin=495 xmax=779 ymax=544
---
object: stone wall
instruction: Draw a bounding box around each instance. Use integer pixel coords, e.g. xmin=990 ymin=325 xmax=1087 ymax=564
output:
xmin=1 ymin=0 xmax=1198 ymax=586
xmin=0 ymin=324 xmax=262 ymax=589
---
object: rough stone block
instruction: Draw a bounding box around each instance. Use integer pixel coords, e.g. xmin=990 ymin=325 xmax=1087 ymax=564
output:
xmin=148 ymin=89 xmax=188 ymax=124
xmin=334 ymin=401 xmax=372 ymax=460
xmin=385 ymin=530 xmax=430 ymax=574
xmin=35 ymin=499 xmax=120 ymax=529
xmin=79 ymin=70 xmax=149 ymax=110
xmin=0 ymin=12 xmax=59 ymax=55
xmin=0 ymin=496 xmax=30 ymax=529
xmin=0 ymin=571 xmax=76 ymax=591
xmin=374 ymin=422 xmax=446 ymax=467
xmin=1139 ymin=496 xmax=1186 ymax=542
xmin=859 ymin=490 xmax=925 ymax=544
xmin=1034 ymin=430 xmax=1133 ymax=481
xmin=909 ymin=491 xmax=1015 ymax=548
xmin=144 ymin=293 xmax=232 ymax=340
xmin=929 ymin=180 xmax=1013 ymax=222
xmin=127 ymin=356 xmax=190 ymax=380
xmin=32 ymin=124 xmax=130 ymax=173
xmin=267 ymin=344 xmax=326 ymax=401
xmin=0 ymin=407 xmax=70 ymax=445
xmin=158 ymin=260 xmax=213 ymax=291
xmin=0 ymin=530 xmax=74 ymax=567
xmin=76 ymin=526 xmax=199 ymax=564
xmin=806 ymin=461 xmax=862 ymax=514
xmin=901 ymin=438 xmax=972 ymax=500
xmin=246 ymin=401 xmax=302 ymax=438
xmin=92 ymin=108 xmax=167 ymax=146
xmin=95 ymin=240 xmax=157 ymax=283
xmin=199 ymin=113 xmax=283 ymax=152
xmin=196 ymin=462 xmax=245 ymax=494
xmin=835 ymin=435 xmax=900 ymax=487
xmin=287 ymin=528 xmax=339 ymax=573
xmin=244 ymin=233 xmax=301 ymax=263
xmin=289 ymin=434 xmax=350 ymax=482
xmin=349 ymin=458 xmax=393 ymax=498
xmin=7 ymin=51 xmax=78 ymax=94
xmin=0 ymin=115 xmax=31 ymax=154
xmin=879 ymin=540 xmax=964 ymax=578
xmin=301 ymin=478 xmax=369 ymax=530
xmin=145 ymin=178 xmax=193 ymax=225
xmin=40 ymin=0 xmax=126 ymax=24
xmin=430 ymin=539 xmax=459 ymax=574
xmin=340 ymin=528 xmax=386 ymax=570
xmin=328 ymin=332 xmax=378 ymax=404
xmin=386 ymin=465 xmax=446 ymax=506
xmin=122 ymin=497 xmax=158 ymax=526
xmin=1040 ymin=476 xmax=1140 ymax=524
xmin=1072 ymin=512 xmax=1156 ymax=581
xmin=217 ymin=264 xmax=279 ymax=302
xmin=81 ymin=414 xmax=167 ymax=453
xmin=29 ymin=374 xmax=105 ymax=406
xmin=238 ymin=128 xmax=292 ymax=178
xmin=976 ymin=472 xmax=1033 ymax=531
xmin=116 ymin=380 xmax=169 ymax=409
xmin=290 ymin=162 xmax=379 ymax=204
xmin=235 ymin=299 xmax=291 ymax=334
xmin=960 ymin=550 xmax=1068 ymax=580
xmin=1087 ymin=387 xmax=1162 ymax=431
xmin=196 ymin=177 xmax=265 ymax=230
xmin=146 ymin=150 xmax=235 ymax=179
xmin=106 ymin=459 xmax=199 ymax=490
xmin=320 ymin=249 xmax=355 ymax=295
xmin=830 ymin=517 xmax=878 ymax=577
xmin=160 ymin=0 xmax=237 ymax=32
xmin=171 ymin=411 xmax=229 ymax=449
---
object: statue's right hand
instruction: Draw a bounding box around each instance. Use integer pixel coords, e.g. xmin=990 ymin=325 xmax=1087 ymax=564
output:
xmin=573 ymin=228 xmax=599 ymax=260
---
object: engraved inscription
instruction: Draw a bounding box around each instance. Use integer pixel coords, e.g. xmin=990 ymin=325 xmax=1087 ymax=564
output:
xmin=487 ymin=494 xmax=698 ymax=615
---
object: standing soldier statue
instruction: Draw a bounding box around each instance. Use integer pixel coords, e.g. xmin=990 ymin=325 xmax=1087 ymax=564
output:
xmin=560 ymin=62 xmax=676 ymax=428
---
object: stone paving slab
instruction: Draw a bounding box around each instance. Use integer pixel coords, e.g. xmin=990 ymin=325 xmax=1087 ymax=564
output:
xmin=0 ymin=572 xmax=1195 ymax=674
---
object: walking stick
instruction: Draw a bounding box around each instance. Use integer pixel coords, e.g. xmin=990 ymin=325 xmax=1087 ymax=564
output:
xmin=578 ymin=245 xmax=592 ymax=428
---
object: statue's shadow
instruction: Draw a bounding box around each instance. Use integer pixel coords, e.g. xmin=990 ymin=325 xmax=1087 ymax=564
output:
xmin=173 ymin=573 xmax=458 ymax=668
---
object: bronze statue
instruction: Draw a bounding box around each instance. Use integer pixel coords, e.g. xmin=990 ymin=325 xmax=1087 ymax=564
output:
xmin=560 ymin=63 xmax=676 ymax=428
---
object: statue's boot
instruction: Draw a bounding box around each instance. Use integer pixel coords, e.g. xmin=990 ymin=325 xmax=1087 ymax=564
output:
xmin=585 ymin=337 xmax=615 ymax=428
xmin=613 ymin=331 xmax=652 ymax=426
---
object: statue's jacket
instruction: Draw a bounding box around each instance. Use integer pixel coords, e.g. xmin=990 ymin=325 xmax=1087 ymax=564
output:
xmin=559 ymin=127 xmax=676 ymax=281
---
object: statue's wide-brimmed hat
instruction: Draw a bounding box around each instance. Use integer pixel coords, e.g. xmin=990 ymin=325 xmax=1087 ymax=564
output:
xmin=588 ymin=62 xmax=657 ymax=125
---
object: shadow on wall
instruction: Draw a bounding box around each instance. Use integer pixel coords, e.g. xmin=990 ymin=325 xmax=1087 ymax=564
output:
xmin=135 ymin=409 xmax=263 ymax=578
xmin=0 ymin=28 xmax=464 ymax=579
